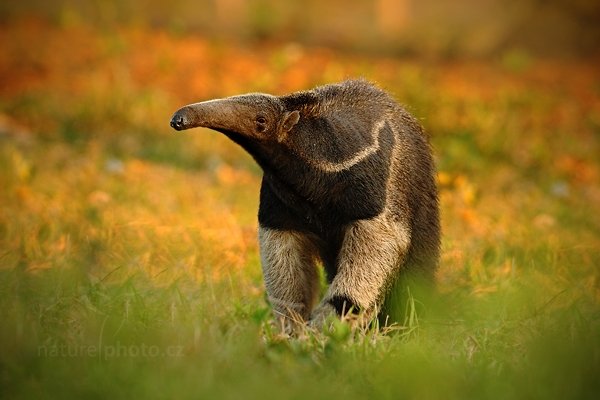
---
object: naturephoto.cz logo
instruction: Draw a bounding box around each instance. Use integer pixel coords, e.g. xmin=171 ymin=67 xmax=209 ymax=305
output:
xmin=38 ymin=342 xmax=184 ymax=360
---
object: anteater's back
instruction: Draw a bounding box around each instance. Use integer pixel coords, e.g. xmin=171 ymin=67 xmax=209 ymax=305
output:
xmin=314 ymin=80 xmax=440 ymax=276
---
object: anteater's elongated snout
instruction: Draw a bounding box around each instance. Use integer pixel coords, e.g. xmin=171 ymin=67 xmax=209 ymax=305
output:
xmin=169 ymin=98 xmax=250 ymax=133
xmin=169 ymin=112 xmax=186 ymax=131
xmin=170 ymin=105 xmax=198 ymax=131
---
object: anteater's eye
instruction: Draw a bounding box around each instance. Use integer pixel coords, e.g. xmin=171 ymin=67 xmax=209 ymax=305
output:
xmin=256 ymin=116 xmax=267 ymax=125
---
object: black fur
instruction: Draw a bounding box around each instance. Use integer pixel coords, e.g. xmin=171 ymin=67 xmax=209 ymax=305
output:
xmin=328 ymin=295 xmax=361 ymax=315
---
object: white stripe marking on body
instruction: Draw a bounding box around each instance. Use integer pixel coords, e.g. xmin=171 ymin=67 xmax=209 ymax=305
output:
xmin=304 ymin=118 xmax=390 ymax=173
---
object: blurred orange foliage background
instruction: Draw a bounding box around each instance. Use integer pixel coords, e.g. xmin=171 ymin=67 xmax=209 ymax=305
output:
xmin=0 ymin=1 xmax=599 ymax=297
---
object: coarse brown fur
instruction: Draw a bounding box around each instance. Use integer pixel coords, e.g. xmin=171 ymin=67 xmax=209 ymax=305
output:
xmin=170 ymin=79 xmax=440 ymax=327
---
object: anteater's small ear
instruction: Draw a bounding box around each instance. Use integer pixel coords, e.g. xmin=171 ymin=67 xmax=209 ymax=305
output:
xmin=282 ymin=110 xmax=300 ymax=132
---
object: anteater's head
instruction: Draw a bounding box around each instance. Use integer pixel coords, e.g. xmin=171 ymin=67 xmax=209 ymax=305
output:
xmin=170 ymin=94 xmax=300 ymax=143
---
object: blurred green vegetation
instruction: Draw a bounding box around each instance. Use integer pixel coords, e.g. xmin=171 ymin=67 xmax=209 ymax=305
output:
xmin=0 ymin=4 xmax=599 ymax=399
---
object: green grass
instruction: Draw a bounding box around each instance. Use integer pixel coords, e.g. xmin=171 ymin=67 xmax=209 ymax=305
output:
xmin=1 ymin=266 xmax=598 ymax=399
xmin=1 ymin=21 xmax=600 ymax=399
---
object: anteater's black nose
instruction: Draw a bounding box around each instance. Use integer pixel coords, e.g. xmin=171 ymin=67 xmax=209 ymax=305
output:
xmin=170 ymin=114 xmax=185 ymax=131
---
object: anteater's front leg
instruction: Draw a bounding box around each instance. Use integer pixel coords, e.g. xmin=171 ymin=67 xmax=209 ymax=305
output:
xmin=310 ymin=214 xmax=411 ymax=326
xmin=259 ymin=227 xmax=320 ymax=324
